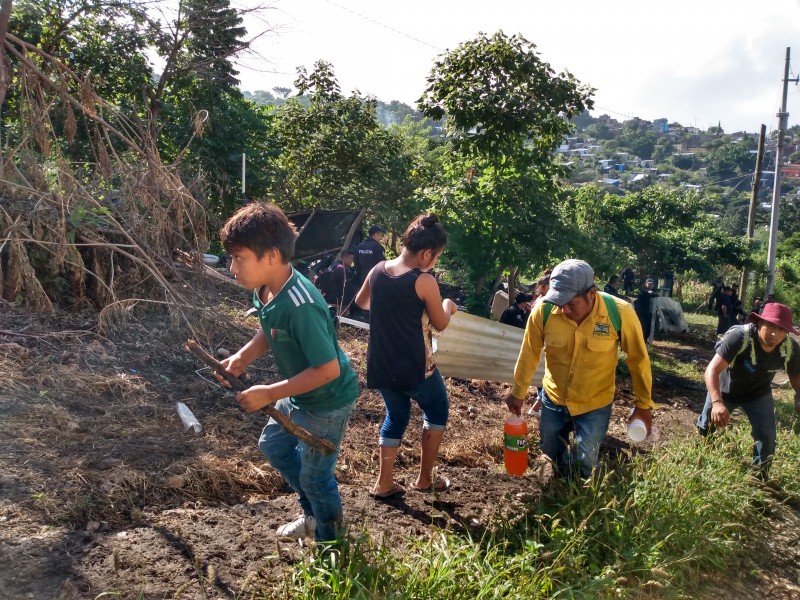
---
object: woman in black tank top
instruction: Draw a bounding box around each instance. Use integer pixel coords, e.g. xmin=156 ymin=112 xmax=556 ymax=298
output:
xmin=355 ymin=214 xmax=458 ymax=498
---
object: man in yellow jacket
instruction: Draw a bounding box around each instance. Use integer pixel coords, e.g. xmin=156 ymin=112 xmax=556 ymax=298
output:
xmin=505 ymin=259 xmax=655 ymax=478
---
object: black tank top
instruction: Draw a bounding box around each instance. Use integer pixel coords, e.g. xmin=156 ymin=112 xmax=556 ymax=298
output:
xmin=366 ymin=262 xmax=428 ymax=390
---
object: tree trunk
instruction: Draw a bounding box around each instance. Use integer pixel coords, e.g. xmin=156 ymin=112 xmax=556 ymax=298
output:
xmin=507 ymin=267 xmax=519 ymax=307
xmin=0 ymin=0 xmax=14 ymax=106
xmin=474 ymin=274 xmax=486 ymax=295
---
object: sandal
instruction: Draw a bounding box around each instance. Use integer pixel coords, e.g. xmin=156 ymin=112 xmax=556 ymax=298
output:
xmin=369 ymin=482 xmax=406 ymax=499
xmin=410 ymin=477 xmax=451 ymax=494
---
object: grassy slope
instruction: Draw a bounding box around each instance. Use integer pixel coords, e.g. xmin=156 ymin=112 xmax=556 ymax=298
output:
xmin=282 ymin=313 xmax=800 ymax=600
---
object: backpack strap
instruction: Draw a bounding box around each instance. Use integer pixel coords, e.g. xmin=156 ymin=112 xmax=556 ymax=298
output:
xmin=542 ymin=301 xmax=554 ymax=329
xmin=598 ymin=292 xmax=621 ymax=334
xmin=728 ymin=323 xmax=793 ymax=371
xmin=725 ymin=324 xmax=752 ymax=368
xmin=541 ymin=291 xmax=622 ymax=336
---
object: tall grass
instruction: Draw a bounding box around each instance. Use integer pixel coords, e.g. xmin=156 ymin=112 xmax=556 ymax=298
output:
xmin=273 ymin=311 xmax=800 ymax=598
xmin=278 ymin=413 xmax=800 ymax=599
xmin=269 ymin=310 xmax=798 ymax=599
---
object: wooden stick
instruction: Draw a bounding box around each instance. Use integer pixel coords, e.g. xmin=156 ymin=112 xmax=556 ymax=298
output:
xmin=184 ymin=339 xmax=337 ymax=455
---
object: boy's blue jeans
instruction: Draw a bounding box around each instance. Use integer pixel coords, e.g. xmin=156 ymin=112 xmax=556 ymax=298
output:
xmin=696 ymin=392 xmax=775 ymax=475
xmin=259 ymin=397 xmax=355 ymax=542
xmin=539 ymin=392 xmax=612 ymax=478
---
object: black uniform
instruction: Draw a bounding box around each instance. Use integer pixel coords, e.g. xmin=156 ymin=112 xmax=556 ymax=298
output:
xmin=354 ymin=238 xmax=385 ymax=287
xmin=499 ymin=304 xmax=529 ymax=329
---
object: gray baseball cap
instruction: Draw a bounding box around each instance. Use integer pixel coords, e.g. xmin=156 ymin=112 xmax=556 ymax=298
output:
xmin=543 ymin=259 xmax=595 ymax=306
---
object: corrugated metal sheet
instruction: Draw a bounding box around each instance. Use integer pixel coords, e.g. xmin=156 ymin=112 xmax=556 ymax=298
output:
xmin=433 ymin=311 xmax=544 ymax=387
xmin=340 ymin=311 xmax=544 ymax=388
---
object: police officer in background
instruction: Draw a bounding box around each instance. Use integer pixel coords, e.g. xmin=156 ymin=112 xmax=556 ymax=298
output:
xmin=355 ymin=225 xmax=386 ymax=285
xmin=352 ymin=225 xmax=386 ymax=319
xmin=499 ymin=293 xmax=532 ymax=328
xmin=635 ymin=277 xmax=658 ymax=342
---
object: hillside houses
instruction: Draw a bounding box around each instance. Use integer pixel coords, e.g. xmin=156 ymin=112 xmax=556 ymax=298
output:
xmin=560 ymin=112 xmax=800 ymax=199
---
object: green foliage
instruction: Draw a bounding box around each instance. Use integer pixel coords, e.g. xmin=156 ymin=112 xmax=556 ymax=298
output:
xmin=10 ymin=0 xmax=269 ymax=221
xmin=10 ymin=0 xmax=153 ymax=163
xmin=618 ymin=118 xmax=659 ymax=159
xmin=706 ymin=143 xmax=755 ymax=181
xmin=283 ymin=425 xmax=799 ymax=599
xmin=419 ymin=31 xmax=594 ymax=161
xmin=671 ymin=153 xmax=696 ymax=170
xmin=561 ymin=185 xmax=748 ymax=280
xmin=151 ymin=0 xmax=270 ymax=216
xmin=427 ymin=152 xmax=563 ymax=297
xmin=417 ymin=32 xmax=593 ymax=297
xmin=773 ymin=241 xmax=800 ymax=310
xmin=779 ymin=194 xmax=800 ymax=238
xmin=268 ymin=61 xmax=417 ymax=228
xmin=584 ymin=122 xmax=614 ymax=140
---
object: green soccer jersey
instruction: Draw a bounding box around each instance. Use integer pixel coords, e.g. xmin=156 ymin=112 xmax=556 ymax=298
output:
xmin=252 ymin=268 xmax=358 ymax=411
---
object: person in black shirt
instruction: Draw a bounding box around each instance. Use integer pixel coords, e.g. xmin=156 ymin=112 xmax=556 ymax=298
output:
xmin=499 ymin=293 xmax=532 ymax=328
xmin=620 ymin=266 xmax=635 ymax=296
xmin=603 ymin=275 xmax=623 ymax=298
xmin=716 ymin=286 xmax=734 ymax=334
xmin=354 ymin=225 xmax=386 ymax=287
xmin=634 ymin=278 xmax=658 ymax=341
xmin=697 ymin=302 xmax=800 ymax=478
xmin=707 ymin=280 xmax=724 ymax=312
xmin=354 ymin=214 xmax=457 ymax=498
xmin=317 ymin=249 xmax=356 ymax=323
xmin=351 ymin=225 xmax=386 ymax=319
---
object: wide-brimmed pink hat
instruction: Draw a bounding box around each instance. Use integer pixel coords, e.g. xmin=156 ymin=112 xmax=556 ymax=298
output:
xmin=748 ymin=302 xmax=799 ymax=334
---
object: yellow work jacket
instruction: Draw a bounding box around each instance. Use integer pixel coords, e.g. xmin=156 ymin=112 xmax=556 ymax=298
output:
xmin=512 ymin=294 xmax=654 ymax=415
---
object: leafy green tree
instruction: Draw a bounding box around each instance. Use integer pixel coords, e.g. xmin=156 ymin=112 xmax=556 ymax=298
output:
xmin=584 ymin=122 xmax=614 ymax=140
xmin=706 ymin=143 xmax=754 ymax=180
xmin=652 ymin=139 xmax=674 ymax=162
xmin=779 ymin=194 xmax=800 ymax=239
xmin=9 ymin=0 xmax=153 ymax=162
xmin=671 ymin=153 xmax=696 ymax=170
xmin=269 ymin=61 xmax=416 ymax=226
xmin=417 ymin=32 xmax=593 ymax=298
xmin=618 ymin=118 xmax=658 ymax=159
xmin=569 ymin=110 xmax=596 ymax=130
xmin=152 ymin=0 xmax=277 ymax=214
xmin=243 ymin=89 xmax=277 ymax=104
xmin=561 ymin=185 xmax=747 ymax=281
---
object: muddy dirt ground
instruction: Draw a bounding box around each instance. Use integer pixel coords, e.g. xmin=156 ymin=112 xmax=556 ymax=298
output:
xmin=1 ymin=281 xmax=799 ymax=599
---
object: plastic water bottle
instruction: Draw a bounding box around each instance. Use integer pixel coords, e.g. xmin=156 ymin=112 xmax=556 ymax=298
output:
xmin=176 ymin=402 xmax=202 ymax=433
xmin=503 ymin=414 xmax=528 ymax=476
xmin=627 ymin=408 xmax=647 ymax=443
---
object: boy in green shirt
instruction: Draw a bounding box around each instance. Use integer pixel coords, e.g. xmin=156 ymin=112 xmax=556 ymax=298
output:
xmin=218 ymin=202 xmax=358 ymax=543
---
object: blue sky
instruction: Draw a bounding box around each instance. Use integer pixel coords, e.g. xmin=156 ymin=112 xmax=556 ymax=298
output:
xmin=234 ymin=0 xmax=800 ymax=133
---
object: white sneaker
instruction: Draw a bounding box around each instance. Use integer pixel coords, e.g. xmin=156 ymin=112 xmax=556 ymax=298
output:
xmin=277 ymin=515 xmax=316 ymax=539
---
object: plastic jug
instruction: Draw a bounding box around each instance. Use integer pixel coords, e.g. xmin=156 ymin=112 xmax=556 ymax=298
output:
xmin=503 ymin=414 xmax=528 ymax=476
xmin=627 ymin=408 xmax=647 ymax=443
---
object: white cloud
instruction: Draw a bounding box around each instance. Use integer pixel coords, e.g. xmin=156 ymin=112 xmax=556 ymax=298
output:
xmin=234 ymin=0 xmax=800 ymax=133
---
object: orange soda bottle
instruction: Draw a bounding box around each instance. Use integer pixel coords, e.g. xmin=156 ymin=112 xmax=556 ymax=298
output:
xmin=503 ymin=414 xmax=528 ymax=476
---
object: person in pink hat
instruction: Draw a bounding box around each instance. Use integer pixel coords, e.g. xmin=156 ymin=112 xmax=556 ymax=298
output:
xmin=698 ymin=302 xmax=800 ymax=478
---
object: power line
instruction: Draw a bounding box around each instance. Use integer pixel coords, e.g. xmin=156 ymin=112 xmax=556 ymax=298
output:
xmin=320 ymin=0 xmax=443 ymax=52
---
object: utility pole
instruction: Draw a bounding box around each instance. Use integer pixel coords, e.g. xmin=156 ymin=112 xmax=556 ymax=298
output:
xmin=766 ymin=48 xmax=800 ymax=295
xmin=739 ymin=124 xmax=766 ymax=306
xmin=241 ymin=153 xmax=247 ymax=206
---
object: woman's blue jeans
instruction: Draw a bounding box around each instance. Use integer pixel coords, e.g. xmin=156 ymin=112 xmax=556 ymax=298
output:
xmin=696 ymin=391 xmax=775 ymax=476
xmin=258 ymin=397 xmax=355 ymax=542
xmin=377 ymin=369 xmax=449 ymax=447
xmin=539 ymin=392 xmax=612 ymax=478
